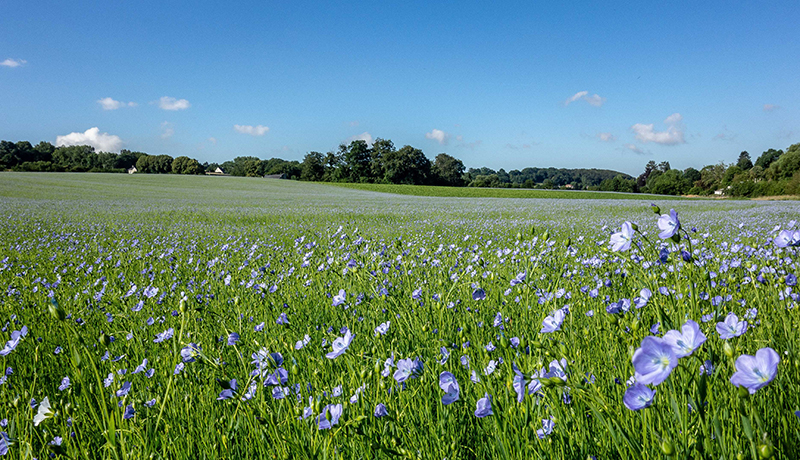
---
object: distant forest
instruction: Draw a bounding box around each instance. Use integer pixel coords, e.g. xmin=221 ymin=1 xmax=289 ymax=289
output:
xmin=2 ymin=138 xmax=799 ymax=197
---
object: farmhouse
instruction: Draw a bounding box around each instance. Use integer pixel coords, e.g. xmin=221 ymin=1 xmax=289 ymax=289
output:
xmin=264 ymin=173 xmax=287 ymax=179
xmin=127 ymin=166 xmax=137 ymax=174
xmin=206 ymin=167 xmax=227 ymax=176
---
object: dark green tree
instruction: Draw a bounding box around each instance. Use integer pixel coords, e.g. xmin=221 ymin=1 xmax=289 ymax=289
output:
xmin=432 ymin=153 xmax=466 ymax=186
xmin=736 ymin=151 xmax=753 ymax=170
xmin=301 ymin=152 xmax=325 ymax=181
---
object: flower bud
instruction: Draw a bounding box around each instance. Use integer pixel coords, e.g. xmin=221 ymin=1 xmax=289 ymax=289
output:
xmin=631 ymin=223 xmax=639 ymax=231
xmin=49 ymin=300 xmax=66 ymax=321
xmin=737 ymin=385 xmax=749 ymax=399
xmin=660 ymin=440 xmax=675 ymax=456
xmin=651 ymin=204 xmax=661 ymax=214
xmin=179 ymin=298 xmax=187 ymax=314
xmin=758 ymin=444 xmax=774 ymax=459
xmin=99 ymin=332 xmax=111 ymax=347
xmin=723 ymin=341 xmax=734 ymax=358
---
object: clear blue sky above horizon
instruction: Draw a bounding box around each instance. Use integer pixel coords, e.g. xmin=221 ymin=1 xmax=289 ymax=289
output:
xmin=1 ymin=0 xmax=798 ymax=176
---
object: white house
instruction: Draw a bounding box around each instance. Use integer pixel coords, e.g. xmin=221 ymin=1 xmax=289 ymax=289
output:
xmin=206 ymin=167 xmax=227 ymax=176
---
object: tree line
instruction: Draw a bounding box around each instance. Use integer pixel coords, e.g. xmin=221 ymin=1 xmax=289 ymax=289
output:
xmin=0 ymin=141 xmax=204 ymax=175
xmin=598 ymin=143 xmax=800 ymax=197
xmin=1 ymin=138 xmax=627 ymax=189
xmin=3 ymin=137 xmax=798 ymax=196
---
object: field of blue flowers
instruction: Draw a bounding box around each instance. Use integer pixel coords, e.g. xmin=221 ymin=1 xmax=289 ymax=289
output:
xmin=1 ymin=173 xmax=799 ymax=459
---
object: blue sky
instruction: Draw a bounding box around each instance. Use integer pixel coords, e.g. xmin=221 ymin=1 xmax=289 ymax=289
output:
xmin=1 ymin=0 xmax=798 ymax=175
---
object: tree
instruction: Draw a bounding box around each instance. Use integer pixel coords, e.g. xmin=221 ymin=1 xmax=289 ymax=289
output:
xmin=649 ymin=169 xmax=685 ymax=196
xmin=370 ymin=138 xmax=395 ymax=181
xmin=683 ymin=167 xmax=701 ymax=187
xmin=33 ymin=141 xmax=55 ymax=163
xmin=184 ymin=158 xmax=203 ymax=174
xmin=637 ymin=160 xmax=657 ymax=188
xmin=736 ymin=151 xmax=753 ymax=170
xmin=116 ymin=149 xmax=144 ymax=170
xmin=172 ymin=156 xmax=192 ymax=174
xmin=341 ymin=140 xmax=372 ymax=182
xmin=301 ymin=152 xmax=325 ymax=181
xmin=53 ymin=145 xmax=97 ymax=171
xmin=382 ymin=146 xmax=431 ymax=185
xmin=599 ymin=174 xmax=635 ymax=193
xmin=755 ymin=149 xmax=782 ymax=170
xmin=432 ymin=153 xmax=466 ymax=186
xmin=767 ymin=143 xmax=800 ymax=180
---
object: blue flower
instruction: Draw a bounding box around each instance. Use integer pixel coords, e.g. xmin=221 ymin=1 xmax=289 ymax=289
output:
xmin=536 ymin=418 xmax=554 ymax=438
xmin=276 ymin=312 xmax=289 ymax=325
xmin=317 ymin=404 xmax=343 ymax=430
xmin=123 ymin=404 xmax=135 ymax=420
xmin=180 ymin=343 xmax=201 ymax=363
xmin=374 ymin=403 xmax=388 ymax=418
xmin=227 ymin=332 xmax=240 ymax=346
xmin=153 ymin=328 xmax=174 ymax=343
xmin=662 ymin=320 xmax=706 ymax=358
xmin=632 ymin=336 xmax=677 ymax=386
xmin=217 ymin=379 xmax=238 ymax=400
xmin=730 ymin=347 xmax=779 ymax=394
xmin=474 ymin=393 xmax=493 ymax=418
xmin=610 ymin=222 xmax=634 ymax=252
xmin=115 ymin=381 xmax=132 ymax=397
xmin=0 ymin=326 xmax=28 ymax=356
xmin=325 ymin=330 xmax=354 ymax=359
xmin=540 ymin=308 xmax=566 ymax=333
xmin=623 ymin=382 xmax=656 ymax=410
xmin=657 ymin=209 xmax=680 ymax=239
xmin=332 ymin=289 xmax=346 ymax=307
xmin=374 ymin=321 xmax=390 ymax=336
xmin=716 ymin=313 xmax=747 ymax=339
xmin=393 ymin=358 xmax=422 ymax=383
xmin=439 ymin=372 xmax=460 ymax=405
xmin=774 ymin=229 xmax=800 ymax=248
xmin=472 ymin=288 xmax=486 ymax=301
xmin=58 ymin=376 xmax=70 ymax=391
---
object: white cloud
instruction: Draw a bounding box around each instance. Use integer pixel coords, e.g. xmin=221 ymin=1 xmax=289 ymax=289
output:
xmin=763 ymin=104 xmax=780 ymax=112
xmin=425 ymin=128 xmax=450 ymax=145
xmin=208 ymin=137 xmax=217 ymax=144
xmin=158 ymin=96 xmax=191 ymax=111
xmin=160 ymin=121 xmax=174 ymax=139
xmin=597 ymin=132 xmax=616 ymax=142
xmin=630 ymin=113 xmax=685 ymax=145
xmin=56 ymin=127 xmax=123 ymax=152
xmin=565 ymin=91 xmax=588 ymax=105
xmin=583 ymin=94 xmax=606 ymax=107
xmin=234 ymin=124 xmax=270 ymax=136
xmin=1 ymin=58 xmax=26 ymax=68
xmin=345 ymin=132 xmax=374 ymax=146
xmin=97 ymin=97 xmax=129 ymax=110
xmin=128 ymin=102 xmax=138 ymax=107
xmin=349 ymin=121 xmax=360 ymax=127
xmin=565 ymin=91 xmax=606 ymax=107
xmin=624 ymin=143 xmax=645 ymax=154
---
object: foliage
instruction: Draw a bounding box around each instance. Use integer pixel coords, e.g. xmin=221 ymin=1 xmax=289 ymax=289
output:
xmin=0 ymin=173 xmax=798 ymax=459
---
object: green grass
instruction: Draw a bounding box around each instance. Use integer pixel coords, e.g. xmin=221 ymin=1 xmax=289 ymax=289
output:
xmin=1 ymin=172 xmax=799 ymax=460
xmin=325 ymin=181 xmax=691 ymax=200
